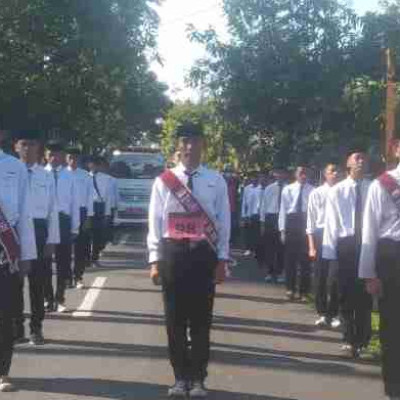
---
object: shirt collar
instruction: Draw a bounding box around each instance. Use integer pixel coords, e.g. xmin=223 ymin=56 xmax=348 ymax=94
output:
xmin=26 ymin=162 xmax=39 ymax=171
xmin=177 ymin=162 xmax=203 ymax=175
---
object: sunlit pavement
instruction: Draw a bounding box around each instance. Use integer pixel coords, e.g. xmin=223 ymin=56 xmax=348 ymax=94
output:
xmin=7 ymin=227 xmax=384 ymax=399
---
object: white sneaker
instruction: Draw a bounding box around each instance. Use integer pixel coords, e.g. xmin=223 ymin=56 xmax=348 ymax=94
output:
xmin=330 ymin=318 xmax=341 ymax=329
xmin=168 ymin=380 xmax=187 ymax=397
xmin=243 ymin=250 xmax=252 ymax=256
xmin=0 ymin=377 xmax=14 ymax=392
xmin=189 ymin=381 xmax=207 ymax=398
xmin=76 ymin=281 xmax=84 ymax=290
xmin=57 ymin=303 xmax=68 ymax=313
xmin=315 ymin=316 xmax=328 ymax=327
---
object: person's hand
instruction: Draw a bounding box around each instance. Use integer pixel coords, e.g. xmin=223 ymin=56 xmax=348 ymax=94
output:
xmin=366 ymin=278 xmax=382 ymax=296
xmin=44 ymin=244 xmax=55 ymax=259
xmin=308 ymin=246 xmax=317 ymax=261
xmin=240 ymin=219 xmax=246 ymax=228
xmin=150 ymin=263 xmax=161 ymax=286
xmin=215 ymin=261 xmax=227 ymax=284
xmin=280 ymin=231 xmax=286 ymax=245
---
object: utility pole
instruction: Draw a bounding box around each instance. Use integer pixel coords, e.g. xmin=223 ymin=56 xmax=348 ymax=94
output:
xmin=385 ymin=48 xmax=397 ymax=166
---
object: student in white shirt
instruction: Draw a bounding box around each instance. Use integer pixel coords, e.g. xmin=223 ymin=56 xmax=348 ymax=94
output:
xmin=87 ymin=156 xmax=112 ymax=266
xmin=259 ymin=168 xmax=288 ymax=283
xmin=14 ymin=130 xmax=59 ymax=345
xmin=148 ymin=122 xmax=230 ymax=398
xmin=0 ymin=129 xmax=36 ymax=392
xmin=241 ymin=173 xmax=261 ymax=256
xmin=307 ymin=163 xmax=340 ymax=328
xmin=66 ymin=148 xmax=94 ymax=288
xmin=359 ymin=139 xmax=400 ymax=400
xmin=44 ymin=141 xmax=80 ymax=313
xmin=279 ymin=166 xmax=314 ymax=301
xmin=322 ymin=150 xmax=372 ymax=358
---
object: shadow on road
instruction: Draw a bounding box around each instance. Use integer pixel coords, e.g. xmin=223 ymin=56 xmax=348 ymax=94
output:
xmin=44 ymin=311 xmax=340 ymax=344
xmin=16 ymin=340 xmax=380 ymax=380
xmin=13 ymin=378 xmax=299 ymax=399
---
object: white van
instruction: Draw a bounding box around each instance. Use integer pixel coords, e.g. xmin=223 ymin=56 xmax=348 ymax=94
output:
xmin=110 ymin=149 xmax=165 ymax=225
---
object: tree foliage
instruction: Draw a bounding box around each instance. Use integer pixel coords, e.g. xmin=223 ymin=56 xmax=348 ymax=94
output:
xmin=0 ymin=0 xmax=169 ymax=151
xmin=187 ymin=0 xmax=400 ymax=170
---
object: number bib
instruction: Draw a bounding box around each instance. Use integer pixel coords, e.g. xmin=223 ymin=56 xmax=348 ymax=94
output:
xmin=168 ymin=212 xmax=206 ymax=240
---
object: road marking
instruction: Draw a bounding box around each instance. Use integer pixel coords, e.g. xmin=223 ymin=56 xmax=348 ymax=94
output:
xmin=72 ymin=277 xmax=107 ymax=317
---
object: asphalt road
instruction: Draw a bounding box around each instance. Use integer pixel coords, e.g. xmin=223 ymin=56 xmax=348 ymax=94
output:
xmin=6 ymin=227 xmax=385 ymax=400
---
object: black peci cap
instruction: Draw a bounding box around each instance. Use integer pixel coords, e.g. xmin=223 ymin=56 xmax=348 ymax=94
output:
xmin=176 ymin=121 xmax=204 ymax=138
xmin=66 ymin=147 xmax=81 ymax=156
xmin=46 ymin=140 xmax=65 ymax=152
xmin=13 ymin=130 xmax=43 ymax=141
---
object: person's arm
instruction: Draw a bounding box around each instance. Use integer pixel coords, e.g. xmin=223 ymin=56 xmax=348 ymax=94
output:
xmin=359 ymin=182 xmax=382 ymax=294
xmin=306 ymin=190 xmax=317 ymax=260
xmin=147 ymin=178 xmax=164 ymax=266
xmin=69 ymin=177 xmax=80 ymax=235
xmin=215 ymin=175 xmax=231 ymax=283
xmin=278 ymin=186 xmax=288 ymax=233
xmin=17 ymin=165 xmax=37 ymax=261
xmin=86 ymin=174 xmax=94 ymax=217
xmin=241 ymin=186 xmax=248 ymax=219
xmin=46 ymin=173 xmax=60 ymax=245
xmin=260 ymin=187 xmax=269 ymax=223
xmin=322 ymin=189 xmax=339 ymax=260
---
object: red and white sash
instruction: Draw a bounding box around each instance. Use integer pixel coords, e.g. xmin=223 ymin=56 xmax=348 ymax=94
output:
xmin=0 ymin=205 xmax=20 ymax=271
xmin=378 ymin=172 xmax=400 ymax=211
xmin=160 ymin=169 xmax=218 ymax=253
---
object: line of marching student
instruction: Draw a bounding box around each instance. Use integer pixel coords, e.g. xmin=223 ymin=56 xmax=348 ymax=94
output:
xmin=0 ymin=129 xmax=118 ymax=392
xmin=239 ymin=146 xmax=400 ymax=400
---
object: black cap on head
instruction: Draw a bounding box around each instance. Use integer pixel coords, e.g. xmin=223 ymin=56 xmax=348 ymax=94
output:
xmin=46 ymin=140 xmax=65 ymax=152
xmin=176 ymin=121 xmax=204 ymax=138
xmin=346 ymin=145 xmax=367 ymax=159
xmin=13 ymin=130 xmax=42 ymax=142
xmin=66 ymin=147 xmax=81 ymax=156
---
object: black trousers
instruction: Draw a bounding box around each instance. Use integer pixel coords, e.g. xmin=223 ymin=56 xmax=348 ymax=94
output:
xmin=160 ymin=239 xmax=217 ymax=382
xmin=313 ymin=229 xmax=339 ymax=319
xmin=14 ymin=219 xmax=49 ymax=336
xmin=74 ymin=207 xmax=90 ymax=281
xmin=337 ymin=236 xmax=372 ymax=347
xmin=262 ymin=214 xmax=284 ymax=278
xmin=90 ymin=202 xmax=106 ymax=262
xmin=285 ymin=213 xmax=311 ymax=296
xmin=45 ymin=213 xmax=72 ymax=306
xmin=244 ymin=215 xmax=260 ymax=252
xmin=376 ymin=239 xmax=400 ymax=397
xmin=0 ymin=269 xmax=16 ymax=376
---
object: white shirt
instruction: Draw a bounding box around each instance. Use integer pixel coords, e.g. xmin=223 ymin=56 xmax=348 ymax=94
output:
xmin=67 ymin=167 xmax=94 ymax=217
xmin=241 ymin=184 xmax=262 ymax=218
xmin=322 ymin=177 xmax=371 ymax=260
xmin=45 ymin=164 xmax=80 ymax=234
xmin=0 ymin=151 xmax=37 ymax=261
xmin=279 ymin=181 xmax=314 ymax=232
xmin=359 ymin=165 xmax=400 ymax=279
xmin=90 ymin=172 xmax=112 ymax=216
xmin=26 ymin=163 xmax=60 ymax=245
xmin=147 ymin=163 xmax=231 ymax=263
xmin=306 ymin=183 xmax=332 ymax=235
xmin=260 ymin=181 xmax=286 ymax=221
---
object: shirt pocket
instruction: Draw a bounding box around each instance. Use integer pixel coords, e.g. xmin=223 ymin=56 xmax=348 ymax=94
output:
xmin=32 ymin=181 xmax=48 ymax=214
xmin=197 ymin=181 xmax=217 ymax=210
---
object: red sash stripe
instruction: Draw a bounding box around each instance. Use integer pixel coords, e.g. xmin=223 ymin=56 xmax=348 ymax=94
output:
xmin=160 ymin=170 xmax=218 ymax=253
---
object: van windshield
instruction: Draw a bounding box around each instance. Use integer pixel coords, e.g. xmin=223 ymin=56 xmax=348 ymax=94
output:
xmin=110 ymin=153 xmax=165 ymax=179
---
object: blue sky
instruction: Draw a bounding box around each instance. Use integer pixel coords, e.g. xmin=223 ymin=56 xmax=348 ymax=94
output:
xmin=152 ymin=0 xmax=381 ymax=100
